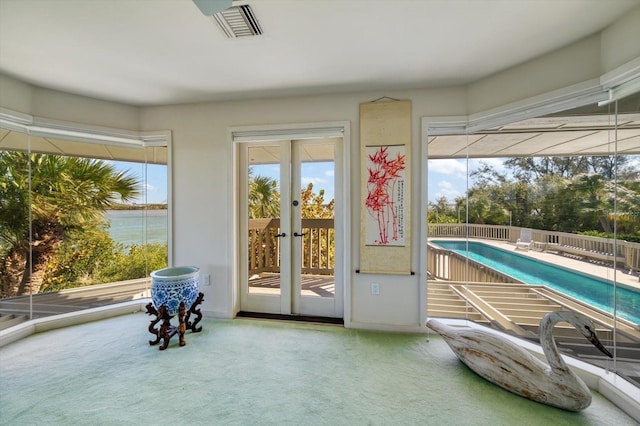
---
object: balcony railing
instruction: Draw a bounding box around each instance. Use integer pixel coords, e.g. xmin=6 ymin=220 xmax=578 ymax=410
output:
xmin=427 ymin=243 xmax=520 ymax=283
xmin=248 ymin=218 xmax=335 ymax=276
xmin=428 ymin=223 xmax=640 ymax=275
xmin=0 ymin=278 xmax=150 ymax=328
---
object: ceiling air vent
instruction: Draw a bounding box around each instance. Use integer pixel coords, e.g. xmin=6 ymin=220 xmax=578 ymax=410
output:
xmin=213 ymin=5 xmax=262 ymax=38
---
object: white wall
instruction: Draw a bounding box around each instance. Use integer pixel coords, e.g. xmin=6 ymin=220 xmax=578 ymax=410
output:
xmin=30 ymin=87 xmax=140 ymax=131
xmin=2 ymin=6 xmax=639 ymax=331
xmin=601 ymin=6 xmax=640 ymax=72
xmin=0 ymin=74 xmax=140 ymax=130
xmin=0 ymin=74 xmax=32 ymax=113
xmin=467 ymin=7 xmax=640 ymax=115
xmin=138 ymin=88 xmax=466 ymax=328
xmin=467 ymin=35 xmax=603 ymax=114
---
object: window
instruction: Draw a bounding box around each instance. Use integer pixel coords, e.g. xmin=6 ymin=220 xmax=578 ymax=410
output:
xmin=426 ymin=91 xmax=640 ymax=389
xmin=0 ymin=116 xmax=170 ymax=321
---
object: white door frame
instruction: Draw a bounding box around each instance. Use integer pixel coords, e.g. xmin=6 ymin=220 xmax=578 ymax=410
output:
xmin=229 ymin=121 xmax=350 ymax=320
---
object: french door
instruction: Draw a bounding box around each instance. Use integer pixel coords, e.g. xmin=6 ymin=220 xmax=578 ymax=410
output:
xmin=239 ymin=138 xmax=342 ymax=318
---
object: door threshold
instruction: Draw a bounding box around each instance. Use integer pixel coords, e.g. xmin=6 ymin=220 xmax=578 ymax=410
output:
xmin=237 ymin=311 xmax=344 ymax=325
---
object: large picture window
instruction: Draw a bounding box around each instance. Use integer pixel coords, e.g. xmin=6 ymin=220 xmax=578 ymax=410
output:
xmin=0 ymin=119 xmax=169 ymax=322
xmin=425 ymin=92 xmax=640 ymax=389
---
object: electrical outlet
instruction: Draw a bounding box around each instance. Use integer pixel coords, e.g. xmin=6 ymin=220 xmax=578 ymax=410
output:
xmin=203 ymin=274 xmax=210 ymax=286
xmin=371 ymin=282 xmax=380 ymax=295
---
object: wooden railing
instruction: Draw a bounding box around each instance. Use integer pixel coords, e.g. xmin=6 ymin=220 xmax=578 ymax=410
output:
xmin=427 ymin=243 xmax=521 ymax=283
xmin=248 ymin=218 xmax=335 ymax=276
xmin=248 ymin=218 xmax=281 ymax=274
xmin=0 ymin=278 xmax=150 ymax=321
xmin=428 ymin=223 xmax=513 ymax=241
xmin=428 ymin=223 xmax=640 ymax=274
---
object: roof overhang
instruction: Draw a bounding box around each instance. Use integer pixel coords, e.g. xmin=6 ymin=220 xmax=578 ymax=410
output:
xmin=427 ymin=113 xmax=640 ymax=159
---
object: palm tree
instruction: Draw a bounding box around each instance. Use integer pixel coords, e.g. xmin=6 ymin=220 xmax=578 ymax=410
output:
xmin=248 ymin=172 xmax=280 ymax=219
xmin=0 ymin=152 xmax=140 ymax=297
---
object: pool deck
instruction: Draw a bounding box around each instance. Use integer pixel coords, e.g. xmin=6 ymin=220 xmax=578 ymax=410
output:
xmin=435 ymin=237 xmax=640 ymax=291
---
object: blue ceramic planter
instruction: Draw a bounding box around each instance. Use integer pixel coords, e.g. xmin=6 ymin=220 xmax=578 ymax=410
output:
xmin=150 ymin=266 xmax=200 ymax=316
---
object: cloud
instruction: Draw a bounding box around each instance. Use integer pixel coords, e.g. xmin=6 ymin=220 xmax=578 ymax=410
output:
xmin=302 ymin=177 xmax=328 ymax=186
xmin=627 ymin=155 xmax=640 ymax=169
xmin=438 ymin=181 xmax=454 ymax=190
xmin=429 ymin=158 xmax=507 ymax=178
xmin=431 ymin=180 xmax=464 ymax=201
xmin=428 ymin=159 xmax=467 ymax=177
xmin=469 ymin=158 xmax=505 ymax=170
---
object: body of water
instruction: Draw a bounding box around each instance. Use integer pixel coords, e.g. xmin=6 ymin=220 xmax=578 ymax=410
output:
xmin=104 ymin=209 xmax=168 ymax=247
xmin=432 ymin=240 xmax=640 ymax=325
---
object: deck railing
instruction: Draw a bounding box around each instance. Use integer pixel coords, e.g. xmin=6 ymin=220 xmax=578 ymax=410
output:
xmin=0 ymin=278 xmax=150 ymax=326
xmin=427 ymin=243 xmax=521 ymax=283
xmin=248 ymin=217 xmax=335 ymax=276
xmin=428 ymin=223 xmax=640 ymax=274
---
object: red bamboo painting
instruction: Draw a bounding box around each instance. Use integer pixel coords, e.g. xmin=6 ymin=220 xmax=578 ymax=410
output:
xmin=365 ymin=145 xmax=406 ymax=246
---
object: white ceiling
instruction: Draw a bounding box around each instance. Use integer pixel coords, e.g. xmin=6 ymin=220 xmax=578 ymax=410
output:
xmin=1 ymin=0 xmax=639 ymax=107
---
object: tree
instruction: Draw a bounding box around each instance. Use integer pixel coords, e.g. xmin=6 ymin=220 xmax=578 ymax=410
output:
xmin=504 ymin=155 xmax=632 ymax=181
xmin=504 ymin=156 xmax=590 ymax=180
xmin=248 ymin=171 xmax=280 ymax=219
xmin=300 ymin=182 xmax=334 ymax=269
xmin=464 ymin=154 xmax=639 ymax=235
xmin=427 ymin=196 xmax=458 ymax=223
xmin=300 ymin=183 xmax=334 ymax=218
xmin=0 ymin=152 xmax=140 ymax=297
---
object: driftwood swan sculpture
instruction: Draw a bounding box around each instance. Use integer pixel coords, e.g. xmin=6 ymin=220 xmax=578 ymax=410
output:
xmin=427 ymin=310 xmax=613 ymax=411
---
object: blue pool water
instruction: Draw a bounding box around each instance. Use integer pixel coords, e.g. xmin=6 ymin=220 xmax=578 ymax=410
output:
xmin=432 ymin=240 xmax=640 ymax=325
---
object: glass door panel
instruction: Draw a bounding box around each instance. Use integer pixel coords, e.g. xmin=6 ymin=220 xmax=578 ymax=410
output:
xmin=247 ymin=144 xmax=285 ymax=298
xmin=293 ymin=140 xmax=336 ymax=316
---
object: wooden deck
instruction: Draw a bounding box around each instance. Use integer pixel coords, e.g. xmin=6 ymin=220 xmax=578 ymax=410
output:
xmin=249 ymin=274 xmax=335 ymax=297
xmin=0 ymin=278 xmax=150 ymax=330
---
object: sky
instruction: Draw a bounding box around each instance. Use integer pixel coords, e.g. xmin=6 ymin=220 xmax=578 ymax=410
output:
xmin=111 ymin=159 xmax=337 ymax=207
xmin=250 ymin=158 xmax=499 ymax=205
xmin=301 ymin=161 xmax=335 ymax=201
xmin=110 ymin=154 xmax=639 ymax=207
xmin=252 ymin=161 xmax=336 ymax=201
xmin=427 ymin=158 xmax=507 ymax=203
xmin=112 ymin=161 xmax=168 ymax=205
xmin=428 ymin=155 xmax=640 ymax=204
xmin=107 ymin=157 xmax=512 ymax=208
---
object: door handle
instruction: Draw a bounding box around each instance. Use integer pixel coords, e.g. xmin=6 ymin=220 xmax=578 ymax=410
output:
xmin=293 ymin=232 xmax=306 ymax=237
xmin=275 ymin=233 xmax=286 ymax=238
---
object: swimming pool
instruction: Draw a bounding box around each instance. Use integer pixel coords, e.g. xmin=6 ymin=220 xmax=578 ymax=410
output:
xmin=431 ymin=240 xmax=640 ymax=325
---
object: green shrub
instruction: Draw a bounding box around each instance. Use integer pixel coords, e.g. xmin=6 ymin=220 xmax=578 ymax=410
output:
xmin=98 ymin=243 xmax=168 ymax=282
xmin=577 ymin=230 xmax=640 ymax=243
xmin=40 ymin=227 xmax=120 ymax=292
xmin=40 ymin=225 xmax=168 ymax=292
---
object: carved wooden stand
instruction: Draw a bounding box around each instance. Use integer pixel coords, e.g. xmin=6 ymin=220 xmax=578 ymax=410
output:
xmin=146 ymin=292 xmax=204 ymax=350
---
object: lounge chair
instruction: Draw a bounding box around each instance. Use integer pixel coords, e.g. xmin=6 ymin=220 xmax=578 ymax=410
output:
xmin=515 ymin=228 xmax=532 ymax=250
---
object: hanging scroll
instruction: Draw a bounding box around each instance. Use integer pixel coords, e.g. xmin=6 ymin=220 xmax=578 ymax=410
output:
xmin=359 ymin=100 xmax=412 ymax=275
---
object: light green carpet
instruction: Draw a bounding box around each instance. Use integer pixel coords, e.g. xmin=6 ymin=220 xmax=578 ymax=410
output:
xmin=0 ymin=314 xmax=636 ymax=425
